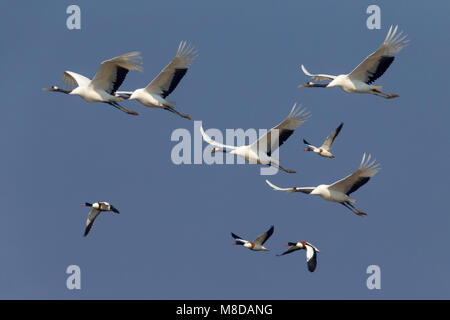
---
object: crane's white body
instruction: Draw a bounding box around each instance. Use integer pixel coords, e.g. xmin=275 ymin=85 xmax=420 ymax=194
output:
xmin=129 ymin=89 xmax=174 ymax=108
xmin=299 ymin=26 xmax=408 ymax=98
xmin=228 ymin=145 xmax=278 ymax=167
xmin=310 ymin=184 xmax=354 ymax=203
xmin=266 ymin=153 xmax=380 ymax=216
xmin=70 ymin=86 xmax=122 ymax=103
xmin=200 ymin=104 xmax=310 ymax=173
xmin=44 ymin=52 xmax=142 ymax=115
xmin=118 ymin=41 xmax=198 ymax=119
xmin=327 ymin=75 xmax=376 ymax=94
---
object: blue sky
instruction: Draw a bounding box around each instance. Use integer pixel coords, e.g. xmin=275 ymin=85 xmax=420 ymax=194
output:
xmin=0 ymin=0 xmax=449 ymax=299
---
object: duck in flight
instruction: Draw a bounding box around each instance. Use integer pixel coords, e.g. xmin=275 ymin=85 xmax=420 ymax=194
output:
xmin=278 ymin=241 xmax=320 ymax=272
xmin=266 ymin=153 xmax=380 ymax=216
xmin=303 ymin=122 xmax=343 ymax=158
xmin=116 ymin=41 xmax=197 ymax=120
xmin=299 ymin=25 xmax=408 ymax=99
xmin=82 ymin=202 xmax=120 ymax=237
xmin=43 ymin=52 xmax=142 ymax=115
xmin=201 ymin=104 xmax=311 ymax=173
xmin=231 ymin=225 xmax=274 ymax=251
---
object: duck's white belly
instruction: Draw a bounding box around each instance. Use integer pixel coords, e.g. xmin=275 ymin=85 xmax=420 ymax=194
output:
xmin=318 ymin=149 xmax=333 ymax=158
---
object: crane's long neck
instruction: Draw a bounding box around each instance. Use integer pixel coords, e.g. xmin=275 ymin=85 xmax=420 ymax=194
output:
xmin=213 ymin=148 xmax=231 ymax=154
xmin=44 ymin=86 xmax=72 ymax=94
xmin=299 ymin=82 xmax=329 ymax=88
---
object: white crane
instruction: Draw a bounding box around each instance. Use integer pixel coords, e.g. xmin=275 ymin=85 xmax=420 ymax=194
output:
xmin=299 ymin=25 xmax=408 ymax=99
xmin=303 ymin=122 xmax=343 ymax=158
xmin=277 ymin=241 xmax=320 ymax=272
xmin=116 ymin=41 xmax=198 ymax=120
xmin=231 ymin=225 xmax=274 ymax=251
xmin=82 ymin=202 xmax=120 ymax=237
xmin=43 ymin=52 xmax=142 ymax=115
xmin=266 ymin=153 xmax=380 ymax=216
xmin=200 ymin=104 xmax=311 ymax=174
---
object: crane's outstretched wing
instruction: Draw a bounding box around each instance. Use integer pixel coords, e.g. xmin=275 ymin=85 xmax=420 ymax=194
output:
xmin=63 ymin=71 xmax=91 ymax=89
xmin=301 ymin=65 xmax=336 ymax=82
xmin=348 ymin=25 xmax=408 ymax=84
xmin=251 ymin=104 xmax=311 ymax=156
xmin=84 ymin=209 xmax=101 ymax=237
xmin=320 ymin=122 xmax=343 ymax=151
xmin=90 ymin=52 xmax=143 ymax=95
xmin=265 ymin=180 xmax=314 ymax=194
xmin=145 ymin=41 xmax=198 ymax=98
xmin=254 ymin=225 xmax=274 ymax=246
xmin=200 ymin=126 xmax=237 ymax=150
xmin=329 ymin=153 xmax=380 ymax=195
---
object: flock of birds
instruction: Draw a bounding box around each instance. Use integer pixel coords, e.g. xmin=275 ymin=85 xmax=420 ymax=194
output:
xmin=44 ymin=26 xmax=408 ymax=272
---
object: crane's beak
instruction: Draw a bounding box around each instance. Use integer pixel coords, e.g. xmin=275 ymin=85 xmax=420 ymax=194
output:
xmin=298 ymin=83 xmax=308 ymax=88
xmin=42 ymin=87 xmax=52 ymax=91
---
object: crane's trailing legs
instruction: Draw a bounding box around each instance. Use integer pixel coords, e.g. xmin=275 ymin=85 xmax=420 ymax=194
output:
xmin=371 ymin=88 xmax=399 ymax=99
xmin=163 ymin=105 xmax=192 ymax=120
xmin=106 ymin=102 xmax=139 ymax=116
xmin=341 ymin=202 xmax=367 ymax=216
xmin=275 ymin=165 xmax=296 ymax=174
